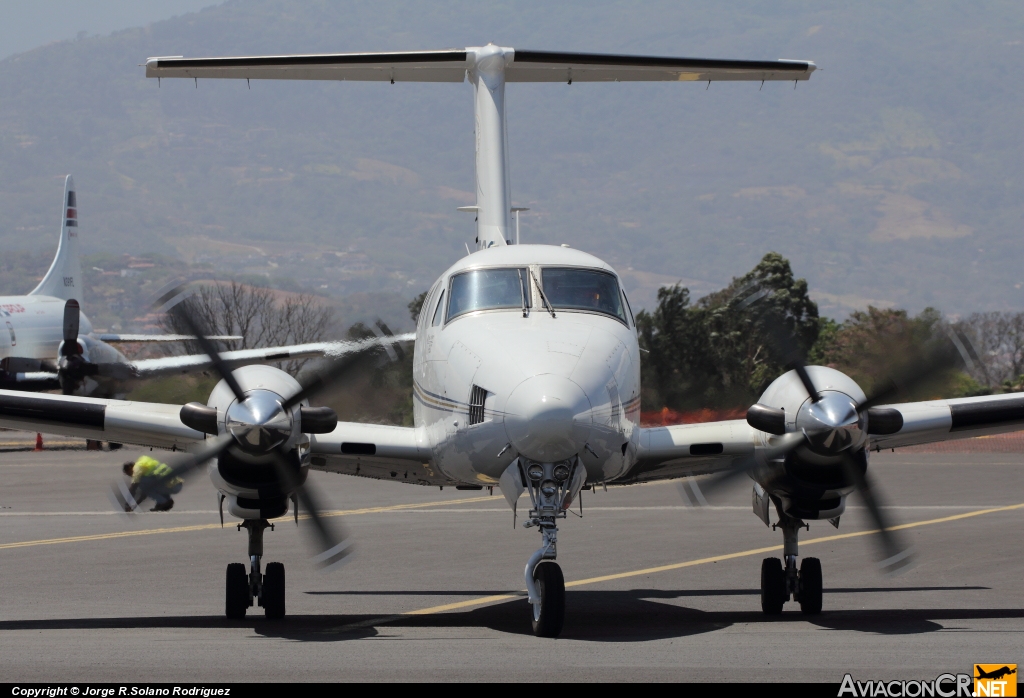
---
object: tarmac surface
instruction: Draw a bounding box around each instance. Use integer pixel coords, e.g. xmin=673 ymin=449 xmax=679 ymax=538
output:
xmin=0 ymin=441 xmax=1021 ymax=682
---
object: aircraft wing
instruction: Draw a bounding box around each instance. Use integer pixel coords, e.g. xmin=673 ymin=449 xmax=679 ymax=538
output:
xmin=109 ymin=334 xmax=414 ymax=380
xmin=145 ymin=50 xmax=813 ymax=84
xmin=0 ymin=390 xmax=205 ymax=450
xmin=625 ymin=391 xmax=1024 ymax=484
xmin=625 ymin=419 xmax=757 ymax=484
xmin=868 ymin=391 xmax=1024 ymax=450
xmin=0 ymin=386 xmax=444 ymax=483
xmin=308 ymin=422 xmax=447 ymax=487
xmin=94 ymin=334 xmax=241 ymax=343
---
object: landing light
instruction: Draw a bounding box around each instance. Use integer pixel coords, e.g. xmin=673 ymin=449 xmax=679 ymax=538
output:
xmin=527 ymin=463 xmax=545 ymax=481
xmin=540 ymin=480 xmax=558 ymax=497
xmin=552 ymin=464 xmax=571 ymax=482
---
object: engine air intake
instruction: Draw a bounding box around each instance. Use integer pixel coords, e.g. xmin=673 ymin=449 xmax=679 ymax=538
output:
xmin=469 ymin=384 xmax=487 ymax=425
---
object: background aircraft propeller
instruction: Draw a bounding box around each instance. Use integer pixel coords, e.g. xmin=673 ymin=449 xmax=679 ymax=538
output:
xmin=57 ymin=299 xmax=97 ymax=394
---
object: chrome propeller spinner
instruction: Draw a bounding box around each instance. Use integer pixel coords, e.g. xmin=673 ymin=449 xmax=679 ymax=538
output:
xmin=796 ymin=391 xmax=866 ymax=455
xmin=225 ymin=389 xmax=294 ymax=452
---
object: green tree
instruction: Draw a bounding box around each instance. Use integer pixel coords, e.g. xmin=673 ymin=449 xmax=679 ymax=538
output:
xmin=638 ymin=252 xmax=819 ymax=410
xmin=811 ymin=306 xmax=981 ymax=400
xmin=408 ymin=291 xmax=428 ymax=324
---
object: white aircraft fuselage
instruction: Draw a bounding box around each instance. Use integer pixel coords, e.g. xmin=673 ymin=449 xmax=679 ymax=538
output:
xmin=0 ymin=294 xmax=95 ymax=361
xmin=412 ymin=244 xmax=640 ymax=486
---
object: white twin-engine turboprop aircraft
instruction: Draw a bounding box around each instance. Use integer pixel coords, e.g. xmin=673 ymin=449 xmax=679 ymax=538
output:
xmin=0 ymin=175 xmax=389 ymax=398
xmin=1 ymin=46 xmax=1022 ymax=637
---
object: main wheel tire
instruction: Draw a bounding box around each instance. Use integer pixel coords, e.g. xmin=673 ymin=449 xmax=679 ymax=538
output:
xmin=225 ymin=562 xmax=249 ymax=619
xmin=798 ymin=557 xmax=823 ymax=615
xmin=760 ymin=557 xmax=786 ymax=615
xmin=263 ymin=562 xmax=286 ymax=620
xmin=531 ymin=561 xmax=565 ymax=638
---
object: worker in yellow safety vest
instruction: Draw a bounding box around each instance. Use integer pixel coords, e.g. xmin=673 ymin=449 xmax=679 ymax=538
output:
xmin=122 ymin=455 xmax=184 ymax=512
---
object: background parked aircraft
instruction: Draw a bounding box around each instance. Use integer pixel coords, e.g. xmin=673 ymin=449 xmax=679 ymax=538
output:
xmin=0 ymin=175 xmax=408 ymax=397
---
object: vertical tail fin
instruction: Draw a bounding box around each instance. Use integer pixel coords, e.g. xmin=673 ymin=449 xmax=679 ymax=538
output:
xmin=29 ymin=175 xmax=82 ymax=300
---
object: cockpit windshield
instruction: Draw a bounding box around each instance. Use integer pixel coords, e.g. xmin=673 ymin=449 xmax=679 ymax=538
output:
xmin=446 ymin=267 xmax=530 ymax=321
xmin=541 ymin=267 xmax=626 ymax=322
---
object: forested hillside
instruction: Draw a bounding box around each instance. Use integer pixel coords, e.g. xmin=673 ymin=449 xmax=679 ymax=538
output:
xmin=1 ymin=0 xmax=1022 ymax=319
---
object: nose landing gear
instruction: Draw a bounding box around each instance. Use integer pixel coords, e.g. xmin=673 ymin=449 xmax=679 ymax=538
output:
xmin=225 ymin=518 xmax=286 ymax=619
xmin=525 ymin=520 xmax=564 ymax=637
xmin=518 ymin=458 xmax=584 ymax=638
xmin=760 ymin=516 xmax=822 ymax=615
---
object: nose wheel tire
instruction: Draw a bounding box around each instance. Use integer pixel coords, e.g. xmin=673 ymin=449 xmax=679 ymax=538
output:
xmin=531 ymin=561 xmax=565 ymax=638
xmin=760 ymin=557 xmax=786 ymax=615
xmin=263 ymin=562 xmax=286 ymax=619
xmin=798 ymin=557 xmax=822 ymax=615
xmin=225 ymin=562 xmax=249 ymax=619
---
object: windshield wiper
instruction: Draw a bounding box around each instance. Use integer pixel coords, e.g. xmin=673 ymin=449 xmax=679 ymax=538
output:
xmin=517 ymin=268 xmax=528 ymax=318
xmin=530 ymin=269 xmax=556 ymax=318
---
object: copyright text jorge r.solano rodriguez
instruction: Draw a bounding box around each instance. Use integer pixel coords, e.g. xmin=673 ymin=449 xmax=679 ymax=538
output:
xmin=11 ymin=688 xmax=232 ymax=697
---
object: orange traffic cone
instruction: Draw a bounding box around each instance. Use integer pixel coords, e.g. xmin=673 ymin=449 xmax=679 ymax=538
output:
xmin=33 ymin=433 xmax=43 ymax=451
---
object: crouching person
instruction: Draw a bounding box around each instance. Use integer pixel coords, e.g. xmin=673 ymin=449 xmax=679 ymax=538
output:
xmin=122 ymin=455 xmax=183 ymax=512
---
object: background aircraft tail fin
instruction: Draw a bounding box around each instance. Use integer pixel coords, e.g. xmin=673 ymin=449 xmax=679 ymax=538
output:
xmin=29 ymin=175 xmax=83 ymax=301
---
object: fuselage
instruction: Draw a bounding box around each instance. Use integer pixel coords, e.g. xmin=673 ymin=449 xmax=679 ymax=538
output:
xmin=0 ymin=294 xmax=93 ymax=361
xmin=412 ymin=244 xmax=641 ymax=486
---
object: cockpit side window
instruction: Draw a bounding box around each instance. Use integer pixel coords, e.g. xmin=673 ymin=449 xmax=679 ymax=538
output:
xmin=540 ymin=267 xmax=627 ymax=323
xmin=622 ymin=290 xmax=635 ymax=327
xmin=431 ymin=290 xmax=446 ymax=326
xmin=446 ymin=268 xmax=531 ymax=322
xmin=419 ymin=284 xmax=439 ymax=330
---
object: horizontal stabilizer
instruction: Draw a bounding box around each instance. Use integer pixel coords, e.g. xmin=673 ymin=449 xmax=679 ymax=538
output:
xmin=146 ymin=48 xmax=814 ymax=84
xmin=506 ymin=50 xmax=814 ymax=83
xmin=147 ymin=50 xmax=469 ymax=82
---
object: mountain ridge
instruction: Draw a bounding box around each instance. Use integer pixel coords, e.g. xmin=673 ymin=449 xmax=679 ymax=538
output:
xmin=1 ymin=0 xmax=1022 ymax=316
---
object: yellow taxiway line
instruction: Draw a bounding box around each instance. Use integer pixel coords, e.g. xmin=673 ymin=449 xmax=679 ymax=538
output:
xmin=404 ymin=502 xmax=1024 ymax=616
xmin=0 ymin=496 xmax=494 ymax=551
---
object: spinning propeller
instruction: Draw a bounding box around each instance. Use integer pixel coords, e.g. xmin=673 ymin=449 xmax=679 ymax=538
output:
xmin=112 ymin=306 xmax=405 ymax=569
xmin=691 ymin=310 xmax=958 ymax=574
xmin=57 ymin=300 xmax=98 ymax=394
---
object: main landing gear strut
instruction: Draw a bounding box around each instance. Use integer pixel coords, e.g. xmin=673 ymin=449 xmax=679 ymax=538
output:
xmin=760 ymin=515 xmax=822 ymax=615
xmin=226 ymin=519 xmax=286 ymax=620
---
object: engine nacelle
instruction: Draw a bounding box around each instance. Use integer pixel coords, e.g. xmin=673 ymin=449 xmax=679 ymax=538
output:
xmin=751 ymin=366 xmax=869 ymax=521
xmin=757 ymin=366 xmax=867 ymax=433
xmin=204 ymin=365 xmax=310 ymax=512
xmin=208 ymin=364 xmax=305 ymax=450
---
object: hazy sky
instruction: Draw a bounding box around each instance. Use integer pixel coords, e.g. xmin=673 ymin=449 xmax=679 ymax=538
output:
xmin=0 ymin=1 xmax=220 ymax=60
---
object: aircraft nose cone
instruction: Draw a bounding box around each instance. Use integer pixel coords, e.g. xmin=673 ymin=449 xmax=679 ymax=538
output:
xmin=505 ymin=375 xmax=592 ymax=462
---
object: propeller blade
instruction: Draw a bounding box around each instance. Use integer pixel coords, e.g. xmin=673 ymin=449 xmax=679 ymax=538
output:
xmin=790 ymin=360 xmax=822 ymax=403
xmin=109 ymin=478 xmax=140 ymax=514
xmin=169 ymin=306 xmax=247 ymax=404
xmin=856 ymin=347 xmax=958 ymax=413
xmin=757 ymin=309 xmax=821 ymax=402
xmin=281 ymin=328 xmax=403 ymax=411
xmin=62 ymin=299 xmax=80 ymax=348
xmin=267 ymin=446 xmax=353 ymax=569
xmin=682 ymin=432 xmax=806 ymax=503
xmin=838 ymin=452 xmax=914 ymax=574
